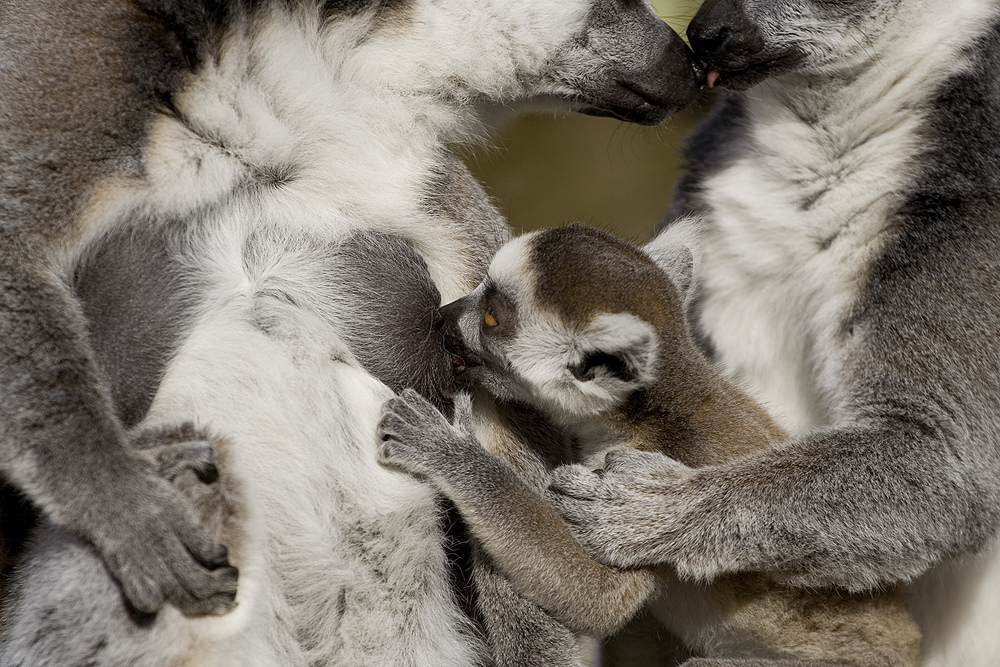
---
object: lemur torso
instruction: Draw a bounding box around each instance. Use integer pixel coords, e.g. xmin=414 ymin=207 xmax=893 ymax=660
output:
xmin=656 ymin=2 xmax=1000 ymax=664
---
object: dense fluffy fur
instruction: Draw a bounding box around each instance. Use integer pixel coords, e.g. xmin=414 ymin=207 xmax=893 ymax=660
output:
xmin=0 ymin=0 xmax=703 ymax=665
xmin=378 ymin=224 xmax=920 ymax=666
xmin=548 ymin=2 xmax=1000 ymax=665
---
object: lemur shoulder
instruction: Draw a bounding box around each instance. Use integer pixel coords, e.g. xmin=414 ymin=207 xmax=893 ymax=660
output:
xmin=378 ymin=223 xmax=921 ymax=667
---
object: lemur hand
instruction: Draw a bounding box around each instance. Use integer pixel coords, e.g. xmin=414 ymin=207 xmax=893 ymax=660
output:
xmin=548 ymin=448 xmax=706 ymax=571
xmin=377 ymin=388 xmax=478 ymax=479
xmin=82 ymin=428 xmax=239 ymax=617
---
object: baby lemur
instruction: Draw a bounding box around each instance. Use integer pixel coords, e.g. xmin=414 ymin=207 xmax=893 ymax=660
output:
xmin=378 ymin=223 xmax=921 ymax=666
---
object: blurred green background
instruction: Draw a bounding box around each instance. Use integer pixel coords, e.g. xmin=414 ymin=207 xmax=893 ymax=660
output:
xmin=463 ymin=0 xmax=708 ymax=244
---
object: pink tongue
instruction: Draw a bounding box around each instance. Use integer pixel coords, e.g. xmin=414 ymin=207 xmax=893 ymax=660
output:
xmin=707 ymin=68 xmax=722 ymax=88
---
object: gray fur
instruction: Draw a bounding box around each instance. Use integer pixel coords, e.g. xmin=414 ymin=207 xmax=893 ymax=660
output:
xmin=75 ymin=224 xmax=207 ymax=429
xmin=0 ymin=0 xmax=239 ymax=616
xmin=0 ymin=424 xmax=240 ymax=665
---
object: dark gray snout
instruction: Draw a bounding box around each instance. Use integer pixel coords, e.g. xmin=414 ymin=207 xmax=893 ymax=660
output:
xmin=688 ymin=0 xmax=804 ymax=89
xmin=574 ymin=0 xmax=705 ymax=125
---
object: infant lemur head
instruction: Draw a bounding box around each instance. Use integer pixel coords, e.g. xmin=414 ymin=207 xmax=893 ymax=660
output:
xmin=440 ymin=223 xmax=699 ymax=423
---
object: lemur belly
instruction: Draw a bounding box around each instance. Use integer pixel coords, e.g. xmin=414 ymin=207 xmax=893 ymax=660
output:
xmin=134 ymin=214 xmax=485 ymax=666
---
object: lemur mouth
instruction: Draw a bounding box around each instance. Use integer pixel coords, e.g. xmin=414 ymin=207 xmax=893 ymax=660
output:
xmin=451 ymin=353 xmax=469 ymax=375
xmin=700 ymin=52 xmax=804 ymax=90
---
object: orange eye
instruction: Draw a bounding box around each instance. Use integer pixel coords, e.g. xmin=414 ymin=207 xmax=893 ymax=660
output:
xmin=484 ymin=312 xmax=498 ymax=327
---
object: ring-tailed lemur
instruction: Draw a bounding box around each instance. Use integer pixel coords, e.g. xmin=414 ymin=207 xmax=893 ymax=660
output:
xmin=377 ymin=223 xmax=921 ymax=667
xmin=0 ymin=1 xmax=703 ymax=665
xmin=547 ymin=1 xmax=1000 ymax=665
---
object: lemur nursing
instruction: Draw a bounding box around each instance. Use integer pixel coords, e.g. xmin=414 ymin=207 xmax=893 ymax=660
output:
xmin=0 ymin=1 xmax=704 ymax=665
xmin=378 ymin=223 xmax=921 ymax=666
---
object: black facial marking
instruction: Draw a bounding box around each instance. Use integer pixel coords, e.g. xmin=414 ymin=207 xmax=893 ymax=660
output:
xmin=571 ymin=351 xmax=636 ymax=383
xmin=481 ymin=283 xmax=518 ymax=339
xmin=74 ymin=221 xmax=205 ymax=428
xmin=688 ymin=0 xmax=806 ymax=89
xmin=570 ymin=0 xmax=704 ymax=124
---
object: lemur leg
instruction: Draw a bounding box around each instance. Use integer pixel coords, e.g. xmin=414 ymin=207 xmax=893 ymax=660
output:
xmin=0 ymin=424 xmax=241 ymax=665
xmin=378 ymin=389 xmax=655 ymax=638
xmin=0 ymin=258 xmax=235 ymax=616
xmin=471 ymin=542 xmax=586 ymax=667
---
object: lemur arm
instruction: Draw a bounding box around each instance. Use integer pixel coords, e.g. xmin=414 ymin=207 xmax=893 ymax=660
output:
xmin=552 ymin=215 xmax=1000 ymax=592
xmin=0 ymin=256 xmax=237 ymax=615
xmin=378 ymin=389 xmax=657 ymax=637
xmin=550 ymin=401 xmax=993 ymax=591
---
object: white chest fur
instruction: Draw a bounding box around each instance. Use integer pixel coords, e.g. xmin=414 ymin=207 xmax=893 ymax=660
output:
xmin=697 ymin=95 xmax=918 ymax=432
xmin=691 ymin=5 xmax=1000 ymax=664
xmin=696 ymin=0 xmax=997 ymax=435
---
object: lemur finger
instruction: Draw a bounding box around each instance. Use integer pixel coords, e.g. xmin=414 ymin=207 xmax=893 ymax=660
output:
xmin=155 ymin=441 xmax=220 ymax=484
xmin=451 ymin=392 xmax=476 ymax=436
xmin=399 ymin=388 xmax=451 ymax=426
xmin=382 ymin=395 xmax=430 ymax=428
xmin=548 ymin=464 xmax=605 ymax=500
xmin=602 ymin=448 xmax=666 ymax=475
xmin=167 ymin=556 xmax=239 ymax=616
xmin=180 ymin=523 xmax=232 ymax=571
xmin=379 ymin=439 xmax=409 ymax=463
xmin=377 ymin=406 xmax=412 ymax=439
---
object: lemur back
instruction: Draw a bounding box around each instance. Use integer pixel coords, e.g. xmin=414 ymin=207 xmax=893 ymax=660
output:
xmin=379 ymin=223 xmax=921 ymax=666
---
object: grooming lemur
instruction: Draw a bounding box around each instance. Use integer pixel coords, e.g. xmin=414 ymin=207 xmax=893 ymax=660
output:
xmin=378 ymin=223 xmax=921 ymax=667
xmin=0 ymin=1 xmax=703 ymax=665
xmin=546 ymin=1 xmax=1000 ymax=665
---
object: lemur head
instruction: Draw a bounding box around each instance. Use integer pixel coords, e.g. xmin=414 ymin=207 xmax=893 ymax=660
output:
xmin=685 ymin=0 xmax=986 ymax=89
xmin=323 ymin=0 xmax=705 ymax=124
xmin=439 ymin=224 xmax=692 ymax=422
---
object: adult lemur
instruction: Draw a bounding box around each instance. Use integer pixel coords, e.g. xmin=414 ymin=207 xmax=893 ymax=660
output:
xmin=378 ymin=223 xmax=921 ymax=666
xmin=548 ymin=0 xmax=1000 ymax=665
xmin=0 ymin=0 xmax=702 ymax=665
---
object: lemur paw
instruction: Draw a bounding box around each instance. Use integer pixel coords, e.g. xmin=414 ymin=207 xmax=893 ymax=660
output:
xmin=130 ymin=422 xmax=220 ymax=484
xmin=88 ymin=424 xmax=240 ymax=617
xmin=378 ymin=388 xmax=476 ymax=478
xmin=548 ymin=448 xmax=700 ymax=569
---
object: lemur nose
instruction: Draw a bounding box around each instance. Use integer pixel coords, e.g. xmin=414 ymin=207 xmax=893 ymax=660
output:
xmin=688 ymin=23 xmax=731 ymax=55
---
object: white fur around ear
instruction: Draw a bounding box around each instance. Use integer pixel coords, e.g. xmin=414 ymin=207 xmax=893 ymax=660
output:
xmin=569 ymin=312 xmax=658 ymax=393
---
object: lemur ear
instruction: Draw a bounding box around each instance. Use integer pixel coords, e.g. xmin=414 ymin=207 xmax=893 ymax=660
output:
xmin=569 ymin=314 xmax=658 ymax=387
xmin=645 ymin=215 xmax=702 ymax=308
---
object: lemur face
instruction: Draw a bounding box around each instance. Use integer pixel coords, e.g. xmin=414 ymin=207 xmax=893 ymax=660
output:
xmin=439 ymin=225 xmax=685 ymax=421
xmin=686 ymin=0 xmax=897 ymax=88
xmin=367 ymin=0 xmax=705 ymax=124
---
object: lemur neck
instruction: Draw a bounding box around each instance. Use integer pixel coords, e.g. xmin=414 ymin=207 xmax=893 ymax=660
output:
xmin=612 ymin=355 xmax=786 ymax=468
xmin=747 ymin=2 xmax=998 ymax=150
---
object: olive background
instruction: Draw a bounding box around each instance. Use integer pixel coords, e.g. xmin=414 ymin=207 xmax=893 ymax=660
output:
xmin=463 ymin=0 xmax=710 ymax=244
